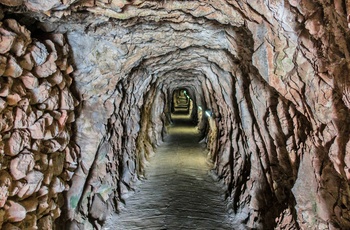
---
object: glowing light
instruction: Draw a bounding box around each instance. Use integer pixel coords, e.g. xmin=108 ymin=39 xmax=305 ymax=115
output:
xmin=198 ymin=106 xmax=202 ymax=111
xmin=205 ymin=110 xmax=212 ymax=117
xmin=184 ymin=91 xmax=190 ymax=99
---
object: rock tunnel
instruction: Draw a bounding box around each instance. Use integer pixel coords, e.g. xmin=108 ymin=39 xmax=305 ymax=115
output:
xmin=1 ymin=0 xmax=350 ymax=229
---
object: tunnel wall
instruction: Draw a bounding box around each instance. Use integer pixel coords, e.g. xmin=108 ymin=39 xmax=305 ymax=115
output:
xmin=0 ymin=19 xmax=78 ymax=229
xmin=1 ymin=0 xmax=350 ymax=229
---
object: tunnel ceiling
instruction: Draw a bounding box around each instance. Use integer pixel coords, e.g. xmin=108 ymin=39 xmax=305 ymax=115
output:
xmin=1 ymin=0 xmax=350 ymax=229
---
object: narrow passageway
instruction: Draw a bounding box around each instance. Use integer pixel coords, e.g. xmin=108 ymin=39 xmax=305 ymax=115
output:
xmin=103 ymin=113 xmax=233 ymax=229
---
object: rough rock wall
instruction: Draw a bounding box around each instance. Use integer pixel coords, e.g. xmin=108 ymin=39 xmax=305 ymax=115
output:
xmin=0 ymin=19 xmax=78 ymax=229
xmin=1 ymin=0 xmax=350 ymax=229
xmin=52 ymin=17 xmax=310 ymax=229
xmin=240 ymin=1 xmax=350 ymax=229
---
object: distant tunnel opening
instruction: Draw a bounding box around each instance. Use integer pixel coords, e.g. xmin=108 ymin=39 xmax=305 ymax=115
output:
xmin=171 ymin=88 xmax=191 ymax=114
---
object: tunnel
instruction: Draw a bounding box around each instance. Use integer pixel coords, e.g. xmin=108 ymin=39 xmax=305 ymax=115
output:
xmin=1 ymin=1 xmax=350 ymax=229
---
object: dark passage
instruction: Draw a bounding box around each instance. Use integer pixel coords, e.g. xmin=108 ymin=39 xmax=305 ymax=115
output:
xmin=103 ymin=114 xmax=234 ymax=229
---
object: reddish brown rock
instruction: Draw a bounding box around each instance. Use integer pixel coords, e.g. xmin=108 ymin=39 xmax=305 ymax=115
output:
xmin=0 ymin=18 xmax=77 ymax=229
xmin=4 ymin=19 xmax=31 ymax=44
xmin=2 ymin=222 xmax=21 ymax=230
xmin=39 ymin=96 xmax=60 ymax=111
xmin=29 ymin=81 xmax=51 ymax=104
xmin=50 ymin=152 xmax=65 ymax=176
xmin=11 ymin=82 xmax=26 ymax=97
xmin=17 ymin=171 xmax=44 ymax=199
xmin=42 ymin=139 xmax=61 ymax=152
xmin=0 ymin=97 xmax=6 ymax=113
xmin=0 ymin=55 xmax=7 ymax=75
xmin=10 ymin=153 xmax=35 ymax=180
xmin=13 ymin=106 xmax=36 ymax=129
xmin=6 ymin=93 xmax=21 ymax=106
xmin=25 ymin=0 xmax=61 ymax=12
xmin=0 ymin=0 xmax=23 ymax=7
xmin=19 ymin=53 xmax=34 ymax=70
xmin=64 ymin=147 xmax=78 ymax=171
xmin=56 ymin=110 xmax=68 ymax=128
xmin=4 ymin=130 xmax=30 ymax=156
xmin=13 ymin=107 xmax=27 ymax=129
xmin=33 ymin=53 xmax=57 ymax=78
xmin=37 ymin=196 xmax=50 ymax=216
xmin=5 ymin=201 xmax=26 ymax=222
xmin=20 ymin=197 xmax=39 ymax=213
xmin=19 ymin=214 xmax=37 ymax=230
xmin=60 ymin=86 xmax=75 ymax=110
xmin=20 ymin=72 xmax=38 ymax=89
xmin=0 ymin=80 xmax=10 ymax=97
xmin=0 ymin=29 xmax=15 ymax=54
xmin=47 ymin=70 xmax=63 ymax=86
xmin=1 ymin=1 xmax=350 ymax=230
xmin=3 ymin=55 xmax=23 ymax=78
xmin=28 ymin=119 xmax=45 ymax=140
xmin=50 ymin=177 xmax=65 ymax=194
xmin=17 ymin=98 xmax=30 ymax=112
xmin=0 ymin=171 xmax=12 ymax=208
xmin=65 ymin=64 xmax=74 ymax=74
xmin=29 ymin=41 xmax=48 ymax=66
xmin=61 ymin=170 xmax=74 ymax=181
xmin=0 ymin=108 xmax=14 ymax=132
xmin=37 ymin=186 xmax=48 ymax=198
xmin=37 ymin=215 xmax=52 ymax=230
xmin=49 ymin=34 xmax=65 ymax=47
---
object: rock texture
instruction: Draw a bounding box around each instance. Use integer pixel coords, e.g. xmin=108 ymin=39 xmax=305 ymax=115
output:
xmin=1 ymin=0 xmax=350 ymax=229
xmin=104 ymin=114 xmax=233 ymax=229
xmin=0 ymin=18 xmax=78 ymax=229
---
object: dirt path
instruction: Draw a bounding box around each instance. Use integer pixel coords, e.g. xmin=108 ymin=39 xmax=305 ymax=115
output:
xmin=103 ymin=114 xmax=234 ymax=229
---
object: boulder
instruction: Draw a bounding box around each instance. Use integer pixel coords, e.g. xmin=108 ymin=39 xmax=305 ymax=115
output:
xmin=17 ymin=171 xmax=44 ymax=199
xmin=37 ymin=215 xmax=52 ymax=230
xmin=10 ymin=153 xmax=35 ymax=180
xmin=20 ymin=72 xmax=38 ymax=89
xmin=5 ymin=201 xmax=26 ymax=222
xmin=0 ymin=0 xmax=23 ymax=7
xmin=4 ymin=130 xmax=30 ymax=156
xmin=3 ymin=55 xmax=22 ymax=78
xmin=89 ymin=194 xmax=107 ymax=221
xmin=2 ymin=223 xmax=21 ymax=230
xmin=29 ymin=81 xmax=51 ymax=104
xmin=0 ymin=97 xmax=6 ymax=113
xmin=0 ymin=55 xmax=7 ymax=75
xmin=33 ymin=53 xmax=57 ymax=78
xmin=50 ymin=177 xmax=65 ymax=194
xmin=19 ymin=53 xmax=34 ymax=70
xmin=20 ymin=197 xmax=39 ymax=213
xmin=29 ymin=41 xmax=48 ymax=66
xmin=0 ymin=171 xmax=12 ymax=208
xmin=0 ymin=28 xmax=15 ymax=54
xmin=6 ymin=93 xmax=21 ymax=106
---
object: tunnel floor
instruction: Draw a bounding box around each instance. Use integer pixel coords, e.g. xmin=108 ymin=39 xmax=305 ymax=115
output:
xmin=103 ymin=113 xmax=234 ymax=229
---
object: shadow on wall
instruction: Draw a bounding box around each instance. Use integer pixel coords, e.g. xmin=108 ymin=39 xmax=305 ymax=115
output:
xmin=201 ymin=23 xmax=316 ymax=229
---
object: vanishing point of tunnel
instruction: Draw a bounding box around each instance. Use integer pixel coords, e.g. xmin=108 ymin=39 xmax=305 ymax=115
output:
xmin=1 ymin=1 xmax=350 ymax=229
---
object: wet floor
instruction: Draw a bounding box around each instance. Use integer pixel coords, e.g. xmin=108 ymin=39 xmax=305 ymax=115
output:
xmin=103 ymin=114 xmax=234 ymax=230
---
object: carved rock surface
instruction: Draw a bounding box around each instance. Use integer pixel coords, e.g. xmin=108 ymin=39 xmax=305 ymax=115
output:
xmin=5 ymin=201 xmax=26 ymax=222
xmin=1 ymin=0 xmax=350 ymax=229
xmin=0 ymin=19 xmax=78 ymax=229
